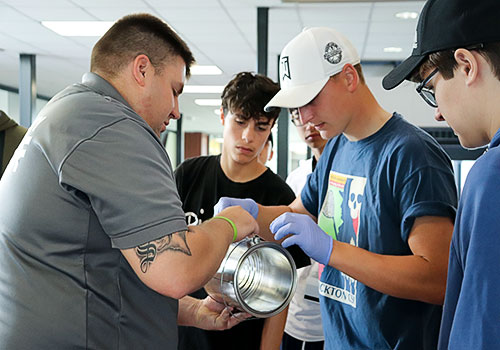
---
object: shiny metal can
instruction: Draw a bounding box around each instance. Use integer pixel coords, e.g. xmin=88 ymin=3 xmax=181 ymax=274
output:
xmin=205 ymin=236 xmax=297 ymax=318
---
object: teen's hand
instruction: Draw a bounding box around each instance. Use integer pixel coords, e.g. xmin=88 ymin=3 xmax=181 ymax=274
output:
xmin=214 ymin=197 xmax=259 ymax=220
xmin=271 ymin=212 xmax=333 ymax=265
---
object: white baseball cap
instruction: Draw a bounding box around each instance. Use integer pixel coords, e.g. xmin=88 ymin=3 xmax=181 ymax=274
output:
xmin=264 ymin=27 xmax=360 ymax=112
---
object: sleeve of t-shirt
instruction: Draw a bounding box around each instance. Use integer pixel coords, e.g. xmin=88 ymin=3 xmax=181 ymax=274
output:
xmin=301 ymin=140 xmax=334 ymax=217
xmin=59 ymin=119 xmax=187 ymax=249
xmin=174 ymin=160 xmax=186 ymax=203
xmin=393 ymin=142 xmax=457 ymax=241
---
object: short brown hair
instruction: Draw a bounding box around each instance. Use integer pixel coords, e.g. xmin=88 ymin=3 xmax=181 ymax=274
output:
xmin=91 ymin=13 xmax=195 ymax=79
xmin=413 ymin=42 xmax=500 ymax=82
xmin=221 ymin=72 xmax=281 ymax=124
xmin=354 ymin=64 xmax=365 ymax=85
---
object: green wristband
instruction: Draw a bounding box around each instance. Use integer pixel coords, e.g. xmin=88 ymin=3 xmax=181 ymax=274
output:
xmin=213 ymin=216 xmax=238 ymax=242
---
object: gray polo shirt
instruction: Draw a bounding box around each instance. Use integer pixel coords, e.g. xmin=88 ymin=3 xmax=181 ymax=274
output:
xmin=0 ymin=73 xmax=187 ymax=349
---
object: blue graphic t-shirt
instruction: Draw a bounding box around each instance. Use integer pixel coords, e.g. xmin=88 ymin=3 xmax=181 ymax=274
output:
xmin=438 ymin=128 xmax=500 ymax=350
xmin=302 ymin=113 xmax=457 ymax=350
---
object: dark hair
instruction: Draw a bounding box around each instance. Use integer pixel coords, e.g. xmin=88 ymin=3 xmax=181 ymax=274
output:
xmin=413 ymin=42 xmax=500 ymax=82
xmin=267 ymin=132 xmax=273 ymax=146
xmin=354 ymin=64 xmax=365 ymax=84
xmin=221 ymin=72 xmax=281 ymax=124
xmin=91 ymin=13 xmax=195 ymax=78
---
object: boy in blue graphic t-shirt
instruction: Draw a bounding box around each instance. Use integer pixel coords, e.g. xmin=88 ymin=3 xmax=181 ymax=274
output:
xmin=214 ymin=27 xmax=457 ymax=349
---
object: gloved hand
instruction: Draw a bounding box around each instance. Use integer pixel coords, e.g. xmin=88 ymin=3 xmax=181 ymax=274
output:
xmin=214 ymin=197 xmax=259 ymax=220
xmin=270 ymin=212 xmax=333 ymax=265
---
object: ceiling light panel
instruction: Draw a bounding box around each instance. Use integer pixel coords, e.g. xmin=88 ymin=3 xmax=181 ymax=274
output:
xmin=184 ymin=85 xmax=224 ymax=93
xmin=395 ymin=11 xmax=419 ymax=19
xmin=383 ymin=47 xmax=403 ymax=53
xmin=195 ymin=99 xmax=222 ymax=106
xmin=190 ymin=65 xmax=222 ymax=75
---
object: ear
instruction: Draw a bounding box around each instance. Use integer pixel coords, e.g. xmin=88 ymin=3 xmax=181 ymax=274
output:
xmin=268 ymin=148 xmax=274 ymax=161
xmin=132 ymin=54 xmax=152 ymax=87
xmin=342 ymin=64 xmax=359 ymax=92
xmin=220 ymin=107 xmax=225 ymax=125
xmin=454 ymin=49 xmax=478 ymax=86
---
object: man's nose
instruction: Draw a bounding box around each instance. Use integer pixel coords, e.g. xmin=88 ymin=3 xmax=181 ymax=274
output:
xmin=171 ymin=98 xmax=181 ymax=120
xmin=434 ymin=107 xmax=445 ymax=122
xmin=298 ymin=105 xmax=314 ymax=125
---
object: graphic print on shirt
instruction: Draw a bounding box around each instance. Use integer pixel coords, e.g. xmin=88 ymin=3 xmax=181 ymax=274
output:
xmin=184 ymin=208 xmax=205 ymax=226
xmin=318 ymin=171 xmax=366 ymax=308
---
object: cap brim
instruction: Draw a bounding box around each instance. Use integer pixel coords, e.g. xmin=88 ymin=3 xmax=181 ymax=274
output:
xmin=264 ymin=77 xmax=329 ymax=112
xmin=382 ymin=54 xmax=426 ymax=90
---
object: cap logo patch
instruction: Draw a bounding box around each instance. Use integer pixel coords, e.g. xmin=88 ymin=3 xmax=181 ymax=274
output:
xmin=324 ymin=42 xmax=342 ymax=64
xmin=281 ymin=56 xmax=291 ymax=81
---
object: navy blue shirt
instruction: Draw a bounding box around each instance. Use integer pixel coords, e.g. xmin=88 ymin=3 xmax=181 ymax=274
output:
xmin=302 ymin=114 xmax=457 ymax=349
xmin=439 ymin=129 xmax=500 ymax=350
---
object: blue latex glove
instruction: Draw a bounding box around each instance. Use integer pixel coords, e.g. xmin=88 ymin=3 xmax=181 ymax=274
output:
xmin=214 ymin=197 xmax=259 ymax=220
xmin=270 ymin=212 xmax=333 ymax=265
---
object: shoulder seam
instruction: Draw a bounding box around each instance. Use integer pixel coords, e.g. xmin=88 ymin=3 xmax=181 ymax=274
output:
xmin=58 ymin=118 xmax=143 ymax=175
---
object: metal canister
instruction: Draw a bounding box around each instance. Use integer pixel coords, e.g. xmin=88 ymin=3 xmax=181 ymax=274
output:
xmin=205 ymin=236 xmax=297 ymax=318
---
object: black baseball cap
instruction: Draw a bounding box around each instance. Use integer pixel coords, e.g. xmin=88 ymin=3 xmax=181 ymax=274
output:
xmin=383 ymin=0 xmax=500 ymax=90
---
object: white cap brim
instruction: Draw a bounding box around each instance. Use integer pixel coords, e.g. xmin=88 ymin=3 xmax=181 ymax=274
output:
xmin=264 ymin=76 xmax=329 ymax=112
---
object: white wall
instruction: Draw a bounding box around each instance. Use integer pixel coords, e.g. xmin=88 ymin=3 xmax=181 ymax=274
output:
xmin=364 ymin=64 xmax=443 ymax=128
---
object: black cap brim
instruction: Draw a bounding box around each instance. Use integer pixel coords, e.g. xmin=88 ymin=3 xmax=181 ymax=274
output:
xmin=382 ymin=54 xmax=427 ymax=90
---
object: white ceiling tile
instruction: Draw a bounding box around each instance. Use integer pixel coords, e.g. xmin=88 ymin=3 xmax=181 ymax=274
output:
xmin=373 ymin=1 xmax=425 ymax=10
xmin=224 ymin=7 xmax=257 ymax=22
xmin=146 ymin=0 xmax=219 ymax=7
xmin=13 ymin=6 xmax=97 ymax=21
xmin=84 ymin=6 xmax=154 ymax=20
xmin=220 ymin=0 xmax=284 ymax=8
xmin=67 ymin=36 xmax=101 ymax=49
xmin=297 ymin=2 xmax=373 ymax=10
xmin=0 ymin=20 xmax=51 ymax=35
xmin=156 ymin=7 xmax=228 ymax=22
xmin=71 ymin=0 xmax=145 ymax=6
xmin=170 ymin=20 xmax=234 ymax=37
xmin=0 ymin=33 xmax=39 ymax=53
xmin=368 ymin=20 xmax=417 ymax=34
xmin=298 ymin=5 xmax=372 ymax=22
xmin=2 ymin=0 xmax=71 ymax=6
xmin=269 ymin=8 xmax=300 ymax=22
xmin=371 ymin=1 xmax=425 ymax=21
xmin=0 ymin=5 xmax=30 ymax=20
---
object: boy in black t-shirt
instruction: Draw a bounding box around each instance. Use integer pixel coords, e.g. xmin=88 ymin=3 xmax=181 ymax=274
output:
xmin=175 ymin=72 xmax=308 ymax=350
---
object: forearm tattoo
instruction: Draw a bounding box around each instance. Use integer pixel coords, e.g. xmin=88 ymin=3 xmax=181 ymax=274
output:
xmin=135 ymin=230 xmax=191 ymax=273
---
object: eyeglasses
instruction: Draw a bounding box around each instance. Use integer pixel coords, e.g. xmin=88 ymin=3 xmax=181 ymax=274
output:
xmin=289 ymin=108 xmax=304 ymax=126
xmin=416 ymin=68 xmax=439 ymax=108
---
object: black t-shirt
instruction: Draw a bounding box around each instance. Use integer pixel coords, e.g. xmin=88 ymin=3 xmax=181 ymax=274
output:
xmin=174 ymin=154 xmax=309 ymax=350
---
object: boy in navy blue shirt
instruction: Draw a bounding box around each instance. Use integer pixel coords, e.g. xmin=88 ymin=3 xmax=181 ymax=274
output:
xmin=384 ymin=0 xmax=500 ymax=348
xmin=215 ymin=27 xmax=457 ymax=349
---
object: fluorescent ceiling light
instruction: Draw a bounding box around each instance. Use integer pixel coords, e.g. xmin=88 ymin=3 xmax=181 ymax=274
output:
xmin=395 ymin=11 xmax=418 ymax=20
xmin=42 ymin=21 xmax=114 ymax=37
xmin=191 ymin=65 xmax=222 ymax=75
xmin=195 ymin=99 xmax=222 ymax=106
xmin=184 ymin=85 xmax=224 ymax=93
xmin=384 ymin=47 xmax=403 ymax=53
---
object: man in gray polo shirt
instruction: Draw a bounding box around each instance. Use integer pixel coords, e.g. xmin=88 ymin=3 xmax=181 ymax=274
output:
xmin=0 ymin=13 xmax=257 ymax=349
